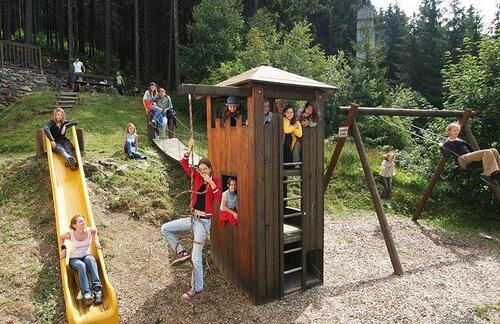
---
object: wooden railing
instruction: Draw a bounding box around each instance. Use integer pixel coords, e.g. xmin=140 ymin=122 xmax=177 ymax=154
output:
xmin=0 ymin=40 xmax=43 ymax=73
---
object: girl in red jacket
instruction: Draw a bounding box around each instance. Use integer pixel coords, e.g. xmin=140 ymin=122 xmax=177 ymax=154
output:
xmin=161 ymin=139 xmax=222 ymax=300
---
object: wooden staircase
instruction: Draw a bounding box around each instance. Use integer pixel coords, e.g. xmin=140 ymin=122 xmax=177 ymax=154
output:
xmin=40 ymin=91 xmax=80 ymax=114
xmin=282 ymin=161 xmax=306 ymax=296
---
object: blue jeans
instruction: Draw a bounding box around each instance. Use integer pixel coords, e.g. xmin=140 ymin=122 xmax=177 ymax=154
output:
xmin=161 ymin=217 xmax=211 ymax=292
xmin=69 ymin=255 xmax=102 ymax=296
xmin=124 ymin=142 xmax=146 ymax=159
xmin=150 ymin=105 xmax=164 ymax=127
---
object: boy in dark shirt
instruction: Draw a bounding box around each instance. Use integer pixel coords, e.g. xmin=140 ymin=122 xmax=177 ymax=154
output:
xmin=440 ymin=122 xmax=499 ymax=186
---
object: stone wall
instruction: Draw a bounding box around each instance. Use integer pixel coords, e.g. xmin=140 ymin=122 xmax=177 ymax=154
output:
xmin=0 ymin=67 xmax=65 ymax=111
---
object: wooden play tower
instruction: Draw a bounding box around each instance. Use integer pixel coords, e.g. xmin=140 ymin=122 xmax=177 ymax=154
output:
xmin=179 ymin=66 xmax=336 ymax=304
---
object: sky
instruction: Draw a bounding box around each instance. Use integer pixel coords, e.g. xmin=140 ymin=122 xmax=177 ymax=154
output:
xmin=371 ymin=0 xmax=498 ymax=29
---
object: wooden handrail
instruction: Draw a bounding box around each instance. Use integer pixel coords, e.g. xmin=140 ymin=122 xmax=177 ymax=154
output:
xmin=0 ymin=40 xmax=43 ymax=73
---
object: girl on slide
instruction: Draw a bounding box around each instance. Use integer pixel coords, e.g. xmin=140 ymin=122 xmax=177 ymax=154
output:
xmin=43 ymin=107 xmax=79 ymax=170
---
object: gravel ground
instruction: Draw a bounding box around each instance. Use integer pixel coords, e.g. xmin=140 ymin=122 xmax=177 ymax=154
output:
xmin=99 ymin=210 xmax=499 ymax=324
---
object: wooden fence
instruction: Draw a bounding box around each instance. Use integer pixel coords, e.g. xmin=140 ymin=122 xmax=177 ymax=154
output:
xmin=0 ymin=40 xmax=43 ymax=73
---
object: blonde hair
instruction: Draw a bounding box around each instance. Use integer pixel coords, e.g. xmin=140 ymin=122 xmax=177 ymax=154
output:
xmin=446 ymin=122 xmax=461 ymax=133
xmin=383 ymin=152 xmax=395 ymax=161
xmin=70 ymin=214 xmax=85 ymax=230
xmin=52 ymin=107 xmax=66 ymax=122
xmin=125 ymin=123 xmax=137 ymax=134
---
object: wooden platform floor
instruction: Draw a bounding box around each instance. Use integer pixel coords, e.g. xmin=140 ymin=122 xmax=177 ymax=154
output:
xmin=153 ymin=137 xmax=202 ymax=165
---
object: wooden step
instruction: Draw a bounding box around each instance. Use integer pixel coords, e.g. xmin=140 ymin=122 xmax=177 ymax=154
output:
xmin=283 ymin=169 xmax=301 ymax=177
xmin=57 ymin=100 xmax=77 ymax=105
xmin=283 ymin=195 xmax=302 ymax=202
xmin=284 ymin=247 xmax=302 ymax=254
xmin=59 ymin=96 xmax=79 ymax=100
xmin=53 ymin=104 xmax=74 ymax=109
xmin=284 ymin=286 xmax=302 ymax=295
xmin=59 ymin=92 xmax=79 ymax=96
xmin=283 ymin=211 xmax=303 ymax=219
xmin=283 ymin=178 xmax=302 ymax=184
xmin=284 ymin=267 xmax=302 ymax=275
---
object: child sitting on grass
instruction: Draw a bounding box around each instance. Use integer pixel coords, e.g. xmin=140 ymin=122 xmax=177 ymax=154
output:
xmin=123 ymin=123 xmax=147 ymax=160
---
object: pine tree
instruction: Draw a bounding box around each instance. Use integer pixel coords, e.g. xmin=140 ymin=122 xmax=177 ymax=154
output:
xmin=445 ymin=0 xmax=465 ymax=63
xmin=379 ymin=4 xmax=409 ymax=84
xmin=462 ymin=5 xmax=482 ymax=56
xmin=413 ymin=0 xmax=446 ymax=107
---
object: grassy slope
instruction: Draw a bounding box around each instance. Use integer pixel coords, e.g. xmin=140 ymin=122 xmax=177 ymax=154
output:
xmin=0 ymin=91 xmax=498 ymax=322
xmin=0 ymin=91 xmax=204 ymax=322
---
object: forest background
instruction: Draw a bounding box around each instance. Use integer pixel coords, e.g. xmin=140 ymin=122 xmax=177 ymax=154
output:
xmin=1 ymin=0 xmax=499 ymax=221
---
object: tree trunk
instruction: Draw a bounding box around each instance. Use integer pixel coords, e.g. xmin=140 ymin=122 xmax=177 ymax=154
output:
xmin=78 ymin=0 xmax=85 ymax=57
xmin=143 ymin=1 xmax=150 ymax=78
xmin=4 ymin=0 xmax=12 ymax=41
xmin=166 ymin=0 xmax=173 ymax=91
xmin=68 ymin=0 xmax=75 ymax=62
xmin=105 ymin=0 xmax=111 ymax=75
xmin=135 ymin=0 xmax=140 ymax=88
xmin=90 ymin=0 xmax=95 ymax=56
xmin=73 ymin=0 xmax=79 ymax=54
xmin=173 ymin=0 xmax=179 ymax=88
xmin=24 ymin=0 xmax=33 ymax=43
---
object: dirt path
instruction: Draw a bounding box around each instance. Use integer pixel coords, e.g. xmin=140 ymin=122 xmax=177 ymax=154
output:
xmin=100 ymin=211 xmax=499 ymax=324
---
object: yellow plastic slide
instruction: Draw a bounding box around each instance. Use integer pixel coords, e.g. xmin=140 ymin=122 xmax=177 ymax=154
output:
xmin=45 ymin=127 xmax=119 ymax=324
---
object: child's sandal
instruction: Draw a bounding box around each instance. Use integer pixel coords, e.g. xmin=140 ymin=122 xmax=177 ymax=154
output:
xmin=182 ymin=290 xmax=203 ymax=300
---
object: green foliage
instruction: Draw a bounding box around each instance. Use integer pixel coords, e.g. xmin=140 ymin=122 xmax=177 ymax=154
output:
xmin=411 ymin=0 xmax=447 ymax=107
xmin=385 ymin=85 xmax=431 ymax=109
xmin=358 ymin=116 xmax=412 ymax=150
xmin=442 ymin=36 xmax=500 ymax=150
xmin=183 ymin=0 xmax=244 ymax=83
xmin=378 ymin=4 xmax=410 ymax=84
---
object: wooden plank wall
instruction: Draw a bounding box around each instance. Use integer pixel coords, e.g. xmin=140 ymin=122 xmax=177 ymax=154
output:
xmin=208 ymin=94 xmax=257 ymax=302
xmin=298 ymin=91 xmax=325 ymax=283
xmin=253 ymin=87 xmax=282 ymax=303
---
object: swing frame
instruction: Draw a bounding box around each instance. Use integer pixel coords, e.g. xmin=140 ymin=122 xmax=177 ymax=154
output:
xmin=324 ymin=104 xmax=500 ymax=227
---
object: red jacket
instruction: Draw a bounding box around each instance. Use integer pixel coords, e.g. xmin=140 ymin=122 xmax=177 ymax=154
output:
xmin=181 ymin=154 xmax=222 ymax=217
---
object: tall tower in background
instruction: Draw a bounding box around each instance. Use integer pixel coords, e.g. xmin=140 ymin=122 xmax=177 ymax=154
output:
xmin=356 ymin=0 xmax=376 ymax=61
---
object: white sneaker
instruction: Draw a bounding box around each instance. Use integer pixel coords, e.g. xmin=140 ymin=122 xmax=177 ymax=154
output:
xmin=94 ymin=290 xmax=103 ymax=304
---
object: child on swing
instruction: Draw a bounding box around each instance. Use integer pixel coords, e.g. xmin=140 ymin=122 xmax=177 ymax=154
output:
xmin=379 ymin=152 xmax=396 ymax=203
xmin=160 ymin=138 xmax=222 ymax=300
xmin=440 ymin=122 xmax=499 ymax=186
xmin=219 ymin=177 xmax=238 ymax=226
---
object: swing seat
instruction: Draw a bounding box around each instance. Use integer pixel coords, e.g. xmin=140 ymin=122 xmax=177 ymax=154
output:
xmin=461 ymin=161 xmax=482 ymax=170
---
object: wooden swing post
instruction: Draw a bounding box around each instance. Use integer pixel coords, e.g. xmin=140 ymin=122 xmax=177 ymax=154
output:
xmin=412 ymin=110 xmax=473 ymax=221
xmin=323 ymin=103 xmax=358 ymax=194
xmin=351 ymin=120 xmax=404 ymax=275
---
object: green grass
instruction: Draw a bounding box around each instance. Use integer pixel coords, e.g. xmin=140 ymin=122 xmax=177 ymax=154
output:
xmin=473 ymin=301 xmax=500 ymax=322
xmin=323 ymin=140 xmax=499 ymax=235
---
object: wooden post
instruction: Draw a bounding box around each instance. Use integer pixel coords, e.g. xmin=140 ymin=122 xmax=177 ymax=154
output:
xmin=412 ymin=110 xmax=473 ymax=221
xmin=35 ymin=129 xmax=46 ymax=156
xmin=1 ymin=42 xmax=4 ymax=69
xmin=351 ymin=120 xmax=403 ymax=276
xmin=76 ymin=128 xmax=84 ymax=153
xmin=323 ymin=103 xmax=358 ymax=194
xmin=146 ymin=111 xmax=155 ymax=143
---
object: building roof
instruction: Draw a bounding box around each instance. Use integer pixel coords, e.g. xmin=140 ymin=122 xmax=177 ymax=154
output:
xmin=216 ymin=65 xmax=337 ymax=91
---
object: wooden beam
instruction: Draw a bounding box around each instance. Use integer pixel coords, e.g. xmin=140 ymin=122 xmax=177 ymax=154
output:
xmin=178 ymin=84 xmax=251 ymax=97
xmin=338 ymin=106 xmax=473 ymax=118
xmin=351 ymin=120 xmax=403 ymax=275
xmin=412 ymin=110 xmax=473 ymax=221
xmin=323 ymin=103 xmax=359 ymax=194
xmin=263 ymin=86 xmax=317 ymax=101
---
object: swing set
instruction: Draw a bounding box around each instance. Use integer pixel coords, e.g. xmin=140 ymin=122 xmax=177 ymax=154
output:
xmin=324 ymin=103 xmax=500 ymax=230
